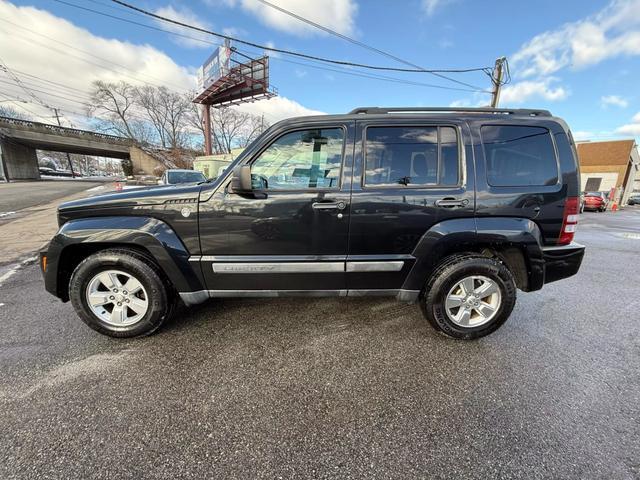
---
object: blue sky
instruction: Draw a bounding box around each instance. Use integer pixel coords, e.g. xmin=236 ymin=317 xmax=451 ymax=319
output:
xmin=1 ymin=0 xmax=639 ymax=140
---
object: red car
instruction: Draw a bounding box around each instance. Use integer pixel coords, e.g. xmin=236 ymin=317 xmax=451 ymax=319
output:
xmin=583 ymin=192 xmax=608 ymax=212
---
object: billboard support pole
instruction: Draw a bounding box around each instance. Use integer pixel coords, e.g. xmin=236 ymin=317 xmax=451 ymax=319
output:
xmin=203 ymin=104 xmax=212 ymax=155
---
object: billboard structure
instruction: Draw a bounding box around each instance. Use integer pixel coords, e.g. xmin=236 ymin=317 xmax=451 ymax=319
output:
xmin=193 ymin=40 xmax=277 ymax=155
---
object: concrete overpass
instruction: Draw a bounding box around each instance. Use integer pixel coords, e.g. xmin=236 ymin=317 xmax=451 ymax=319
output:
xmin=0 ymin=116 xmax=166 ymax=180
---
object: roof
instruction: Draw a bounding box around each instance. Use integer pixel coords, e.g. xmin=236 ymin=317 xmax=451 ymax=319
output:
xmin=272 ymin=106 xmax=563 ymax=129
xmin=576 ymin=140 xmax=636 ymax=167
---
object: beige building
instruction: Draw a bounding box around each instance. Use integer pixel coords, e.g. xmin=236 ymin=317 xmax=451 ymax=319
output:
xmin=193 ymin=148 xmax=244 ymax=179
xmin=576 ymin=139 xmax=640 ymax=205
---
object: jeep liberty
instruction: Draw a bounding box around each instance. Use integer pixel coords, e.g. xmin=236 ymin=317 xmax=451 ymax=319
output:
xmin=41 ymin=107 xmax=585 ymax=339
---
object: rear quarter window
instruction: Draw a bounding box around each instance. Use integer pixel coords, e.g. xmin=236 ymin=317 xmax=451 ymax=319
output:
xmin=481 ymin=125 xmax=559 ymax=187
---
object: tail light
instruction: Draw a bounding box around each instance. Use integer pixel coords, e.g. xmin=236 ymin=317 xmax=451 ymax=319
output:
xmin=558 ymin=197 xmax=579 ymax=245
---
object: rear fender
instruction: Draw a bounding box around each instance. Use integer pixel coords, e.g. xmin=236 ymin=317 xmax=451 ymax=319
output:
xmin=402 ymin=217 xmax=544 ymax=293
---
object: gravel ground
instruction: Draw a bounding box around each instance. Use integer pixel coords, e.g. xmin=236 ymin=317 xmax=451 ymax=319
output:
xmin=0 ymin=209 xmax=638 ymax=479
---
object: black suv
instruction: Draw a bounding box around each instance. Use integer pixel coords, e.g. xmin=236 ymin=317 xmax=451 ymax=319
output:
xmin=41 ymin=107 xmax=585 ymax=339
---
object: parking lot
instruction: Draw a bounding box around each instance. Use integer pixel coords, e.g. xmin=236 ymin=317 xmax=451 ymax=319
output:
xmin=0 ymin=208 xmax=638 ymax=479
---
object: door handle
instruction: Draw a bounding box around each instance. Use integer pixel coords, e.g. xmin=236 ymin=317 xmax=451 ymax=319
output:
xmin=312 ymin=201 xmax=347 ymax=210
xmin=435 ymin=198 xmax=468 ymax=208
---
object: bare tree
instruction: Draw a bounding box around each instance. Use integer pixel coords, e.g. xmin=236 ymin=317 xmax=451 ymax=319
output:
xmin=0 ymin=104 xmax=32 ymax=120
xmin=185 ymin=99 xmax=206 ymax=152
xmin=159 ymin=88 xmax=190 ymax=149
xmin=87 ymin=80 xmax=152 ymax=143
xmin=136 ymin=85 xmax=168 ymax=147
xmin=241 ymin=112 xmax=269 ymax=147
xmin=211 ymin=107 xmax=269 ymax=153
xmin=136 ymin=86 xmax=191 ymax=149
xmin=87 ymin=81 xmax=268 ymax=152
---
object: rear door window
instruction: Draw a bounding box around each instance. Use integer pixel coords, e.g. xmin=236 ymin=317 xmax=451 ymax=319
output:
xmin=363 ymin=126 xmax=460 ymax=187
xmin=481 ymin=125 xmax=559 ymax=187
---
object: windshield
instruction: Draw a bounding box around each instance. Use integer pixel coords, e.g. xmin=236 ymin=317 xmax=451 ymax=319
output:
xmin=167 ymin=171 xmax=206 ymax=184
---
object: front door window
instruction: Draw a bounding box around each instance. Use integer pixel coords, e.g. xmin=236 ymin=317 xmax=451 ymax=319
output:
xmin=250 ymin=128 xmax=344 ymax=190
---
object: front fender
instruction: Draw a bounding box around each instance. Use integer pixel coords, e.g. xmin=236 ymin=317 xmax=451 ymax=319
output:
xmin=402 ymin=217 xmax=545 ymax=293
xmin=43 ymin=216 xmax=204 ymax=300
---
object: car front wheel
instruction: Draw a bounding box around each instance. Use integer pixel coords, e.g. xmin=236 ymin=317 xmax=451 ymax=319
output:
xmin=421 ymin=255 xmax=517 ymax=340
xmin=69 ymin=249 xmax=173 ymax=338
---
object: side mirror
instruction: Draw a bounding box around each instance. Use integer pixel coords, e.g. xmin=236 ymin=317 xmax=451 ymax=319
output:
xmin=230 ymin=165 xmax=253 ymax=193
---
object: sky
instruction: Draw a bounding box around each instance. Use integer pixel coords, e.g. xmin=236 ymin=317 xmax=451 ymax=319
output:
xmin=0 ymin=0 xmax=639 ymax=142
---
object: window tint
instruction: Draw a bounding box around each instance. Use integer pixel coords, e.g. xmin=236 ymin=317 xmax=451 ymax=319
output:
xmin=364 ymin=126 xmax=460 ymax=186
xmin=250 ymin=128 xmax=343 ymax=190
xmin=167 ymin=171 xmax=206 ymax=184
xmin=482 ymin=125 xmax=558 ymax=187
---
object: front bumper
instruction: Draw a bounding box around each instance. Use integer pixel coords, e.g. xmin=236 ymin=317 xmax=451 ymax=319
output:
xmin=542 ymin=242 xmax=585 ymax=284
xmin=39 ymin=243 xmax=59 ymax=299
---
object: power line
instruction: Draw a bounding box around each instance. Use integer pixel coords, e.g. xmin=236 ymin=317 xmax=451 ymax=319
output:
xmin=0 ymin=92 xmax=50 ymax=121
xmin=0 ymin=56 xmax=51 ymax=108
xmin=253 ymin=0 xmax=490 ymax=90
xmin=45 ymin=0 xmax=490 ymax=94
xmin=109 ymin=0 xmax=492 ymax=83
xmin=237 ymin=45 xmax=489 ymax=93
xmin=0 ymin=79 xmax=93 ymax=107
xmin=1 ymin=72 xmax=95 ymax=101
xmin=0 ymin=18 xmax=192 ymax=92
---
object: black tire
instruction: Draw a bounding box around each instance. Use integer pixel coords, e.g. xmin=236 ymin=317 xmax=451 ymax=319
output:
xmin=420 ymin=254 xmax=517 ymax=340
xmin=69 ymin=248 xmax=173 ymax=338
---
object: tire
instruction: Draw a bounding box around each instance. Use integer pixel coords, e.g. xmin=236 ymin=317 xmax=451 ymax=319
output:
xmin=420 ymin=255 xmax=517 ymax=340
xmin=69 ymin=248 xmax=173 ymax=338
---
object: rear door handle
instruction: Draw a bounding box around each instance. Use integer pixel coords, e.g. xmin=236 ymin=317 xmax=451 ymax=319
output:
xmin=312 ymin=201 xmax=347 ymax=210
xmin=435 ymin=198 xmax=468 ymax=208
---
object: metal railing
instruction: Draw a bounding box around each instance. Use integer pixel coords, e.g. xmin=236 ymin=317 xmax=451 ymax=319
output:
xmin=0 ymin=116 xmax=132 ymax=144
xmin=348 ymin=107 xmax=552 ymax=117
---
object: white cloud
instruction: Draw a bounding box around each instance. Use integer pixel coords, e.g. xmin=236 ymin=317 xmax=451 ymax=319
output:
xmin=616 ymin=111 xmax=640 ymax=135
xmin=215 ymin=0 xmax=358 ymax=36
xmin=572 ymin=131 xmax=595 ymax=141
xmin=448 ymin=98 xmax=487 ymax=108
xmin=0 ymin=1 xmax=322 ymax=126
xmin=0 ymin=0 xmax=194 ymax=121
xmin=499 ymin=79 xmax=569 ymax=105
xmin=512 ymin=0 xmax=640 ymax=78
xmin=601 ymin=95 xmax=629 ymax=108
xmin=235 ymin=96 xmax=324 ymax=123
xmin=153 ymin=5 xmax=214 ymax=49
xmin=422 ymin=0 xmax=456 ymax=16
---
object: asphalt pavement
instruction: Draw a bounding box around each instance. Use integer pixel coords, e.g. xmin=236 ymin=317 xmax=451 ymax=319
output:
xmin=0 ymin=209 xmax=638 ymax=479
xmin=0 ymin=179 xmax=105 ymax=213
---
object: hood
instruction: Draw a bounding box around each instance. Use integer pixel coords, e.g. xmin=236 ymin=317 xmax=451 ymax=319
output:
xmin=59 ymin=183 xmax=203 ymax=211
xmin=57 ymin=183 xmax=205 ymax=226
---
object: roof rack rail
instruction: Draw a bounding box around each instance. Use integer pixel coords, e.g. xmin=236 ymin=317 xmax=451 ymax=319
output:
xmin=348 ymin=106 xmax=552 ymax=117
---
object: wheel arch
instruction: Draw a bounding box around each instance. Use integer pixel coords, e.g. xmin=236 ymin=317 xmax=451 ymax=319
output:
xmin=44 ymin=216 xmax=205 ymax=301
xmin=402 ymin=217 xmax=545 ymax=294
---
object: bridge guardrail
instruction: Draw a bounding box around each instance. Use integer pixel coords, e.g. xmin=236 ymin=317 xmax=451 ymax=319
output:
xmin=0 ymin=116 xmax=132 ymax=144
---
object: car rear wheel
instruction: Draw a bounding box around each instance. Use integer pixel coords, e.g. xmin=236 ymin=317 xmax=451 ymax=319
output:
xmin=69 ymin=249 xmax=173 ymax=338
xmin=421 ymin=255 xmax=517 ymax=340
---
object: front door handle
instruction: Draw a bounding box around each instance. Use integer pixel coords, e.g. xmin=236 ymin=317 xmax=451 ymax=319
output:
xmin=435 ymin=198 xmax=469 ymax=208
xmin=312 ymin=201 xmax=347 ymax=210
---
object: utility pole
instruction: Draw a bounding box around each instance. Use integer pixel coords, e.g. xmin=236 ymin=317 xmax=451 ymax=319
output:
xmin=490 ymin=56 xmax=507 ymax=108
xmin=52 ymin=108 xmax=76 ymax=177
